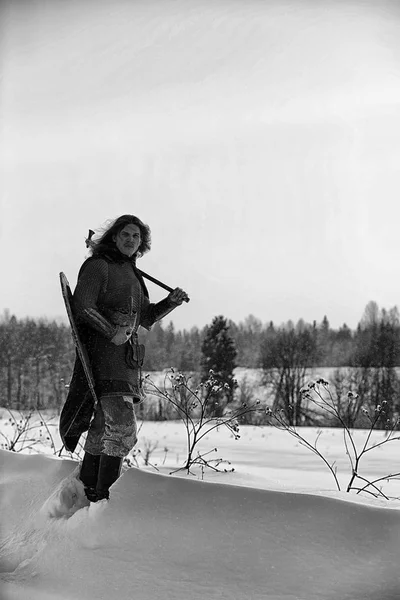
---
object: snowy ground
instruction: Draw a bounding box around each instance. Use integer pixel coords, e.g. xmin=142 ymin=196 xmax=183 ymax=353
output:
xmin=2 ymin=411 xmax=400 ymax=600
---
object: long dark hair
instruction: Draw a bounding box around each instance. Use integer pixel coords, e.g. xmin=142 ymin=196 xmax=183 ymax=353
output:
xmin=89 ymin=215 xmax=151 ymax=260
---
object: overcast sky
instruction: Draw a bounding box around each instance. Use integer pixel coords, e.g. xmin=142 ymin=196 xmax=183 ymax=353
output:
xmin=1 ymin=0 xmax=400 ymax=332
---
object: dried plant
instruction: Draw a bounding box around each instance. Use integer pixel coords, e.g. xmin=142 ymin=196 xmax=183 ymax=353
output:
xmin=267 ymin=378 xmax=400 ymax=499
xmin=0 ymin=407 xmax=57 ymax=453
xmin=145 ymin=369 xmax=262 ymax=474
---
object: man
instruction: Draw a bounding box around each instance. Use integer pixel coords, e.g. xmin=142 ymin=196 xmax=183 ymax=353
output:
xmin=60 ymin=214 xmax=188 ymax=502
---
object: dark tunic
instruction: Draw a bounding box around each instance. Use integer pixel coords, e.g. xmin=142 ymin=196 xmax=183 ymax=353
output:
xmin=60 ymin=251 xmax=175 ymax=452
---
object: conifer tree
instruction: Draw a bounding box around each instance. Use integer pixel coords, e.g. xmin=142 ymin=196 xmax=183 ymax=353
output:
xmin=200 ymin=315 xmax=237 ymax=416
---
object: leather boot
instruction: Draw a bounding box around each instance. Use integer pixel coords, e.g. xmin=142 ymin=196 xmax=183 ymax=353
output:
xmin=96 ymin=454 xmax=123 ymax=501
xmin=80 ymin=452 xmax=101 ymax=502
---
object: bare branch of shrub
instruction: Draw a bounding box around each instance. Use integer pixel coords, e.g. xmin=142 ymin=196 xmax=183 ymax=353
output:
xmin=266 ymin=378 xmax=400 ymax=498
xmin=145 ymin=368 xmax=263 ymax=474
xmin=0 ymin=407 xmax=58 ymax=454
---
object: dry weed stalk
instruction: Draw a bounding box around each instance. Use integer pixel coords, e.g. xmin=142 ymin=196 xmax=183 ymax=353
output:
xmin=267 ymin=378 xmax=400 ymax=499
xmin=145 ymin=368 xmax=262 ymax=474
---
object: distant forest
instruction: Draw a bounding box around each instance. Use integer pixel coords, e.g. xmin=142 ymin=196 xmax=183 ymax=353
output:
xmin=1 ymin=301 xmax=399 ymax=414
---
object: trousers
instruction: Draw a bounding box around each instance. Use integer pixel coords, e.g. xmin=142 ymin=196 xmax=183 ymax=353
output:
xmin=84 ymin=395 xmax=138 ymax=458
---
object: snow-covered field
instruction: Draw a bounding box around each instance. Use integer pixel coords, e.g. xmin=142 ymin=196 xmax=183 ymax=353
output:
xmin=2 ymin=409 xmax=400 ymax=600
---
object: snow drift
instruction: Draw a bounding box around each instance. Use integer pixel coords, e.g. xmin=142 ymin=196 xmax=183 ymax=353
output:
xmin=1 ymin=449 xmax=400 ymax=600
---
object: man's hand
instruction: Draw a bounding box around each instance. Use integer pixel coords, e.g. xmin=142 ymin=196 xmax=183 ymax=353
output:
xmin=111 ymin=325 xmax=133 ymax=346
xmin=168 ymin=287 xmax=190 ymax=306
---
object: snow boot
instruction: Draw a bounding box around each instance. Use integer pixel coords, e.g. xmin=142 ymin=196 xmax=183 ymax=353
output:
xmin=96 ymin=454 xmax=123 ymax=501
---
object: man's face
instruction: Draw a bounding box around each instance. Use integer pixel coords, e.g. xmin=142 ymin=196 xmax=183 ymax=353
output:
xmin=113 ymin=224 xmax=141 ymax=257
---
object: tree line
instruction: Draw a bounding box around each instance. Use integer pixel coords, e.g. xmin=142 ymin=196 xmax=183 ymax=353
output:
xmin=141 ymin=300 xmax=400 ymax=370
xmin=0 ymin=310 xmax=75 ymax=410
xmin=1 ymin=301 xmax=400 ymax=425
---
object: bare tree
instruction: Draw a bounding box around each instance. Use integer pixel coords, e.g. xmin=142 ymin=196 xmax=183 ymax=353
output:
xmin=260 ymin=323 xmax=318 ymax=425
